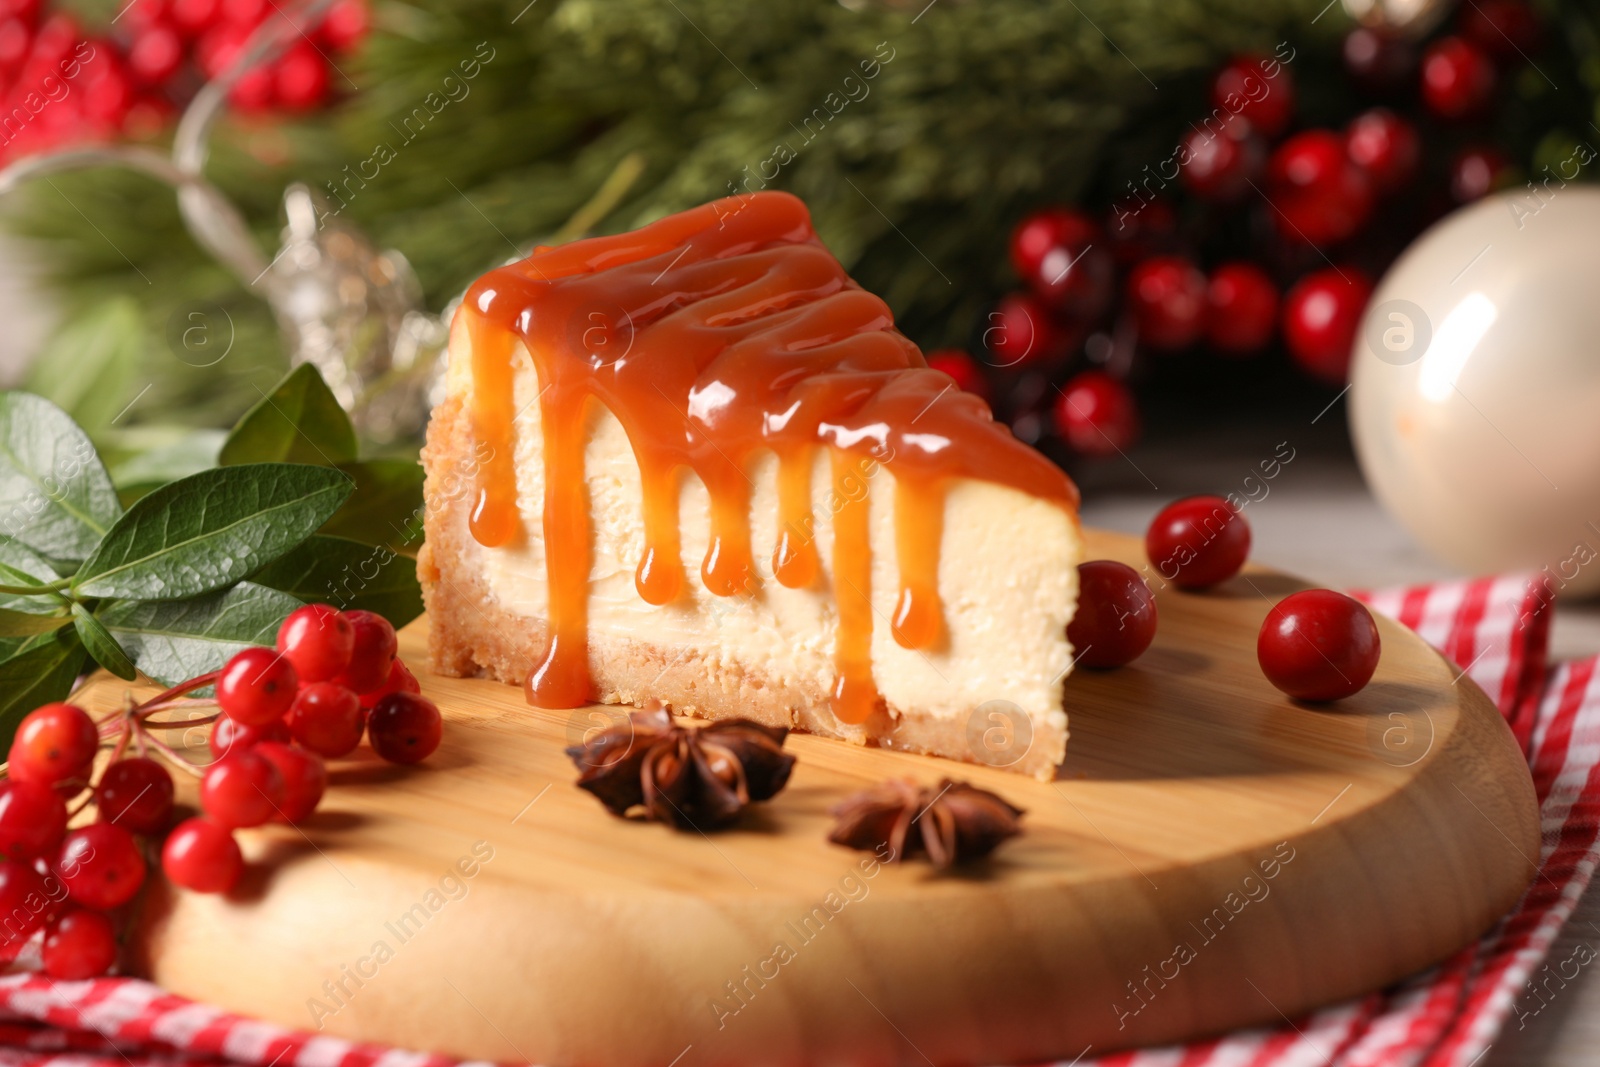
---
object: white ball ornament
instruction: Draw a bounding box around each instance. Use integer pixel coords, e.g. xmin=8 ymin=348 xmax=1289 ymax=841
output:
xmin=1350 ymin=187 xmax=1600 ymax=594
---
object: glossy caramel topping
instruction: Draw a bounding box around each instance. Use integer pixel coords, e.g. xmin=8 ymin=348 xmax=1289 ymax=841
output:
xmin=463 ymin=191 xmax=1078 ymax=717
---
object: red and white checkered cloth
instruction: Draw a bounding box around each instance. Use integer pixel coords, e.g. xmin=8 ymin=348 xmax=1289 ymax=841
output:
xmin=0 ymin=573 xmax=1591 ymax=1067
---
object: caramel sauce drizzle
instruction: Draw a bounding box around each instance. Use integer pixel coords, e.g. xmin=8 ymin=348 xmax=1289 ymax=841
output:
xmin=463 ymin=192 xmax=1079 ymax=718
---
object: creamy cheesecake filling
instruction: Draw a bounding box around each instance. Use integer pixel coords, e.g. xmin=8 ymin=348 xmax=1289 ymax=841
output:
xmin=448 ymin=343 xmax=1079 ymax=730
xmin=454 ymin=189 xmax=1081 ymax=729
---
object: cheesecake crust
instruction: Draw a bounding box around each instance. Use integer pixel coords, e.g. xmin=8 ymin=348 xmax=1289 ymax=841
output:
xmin=420 ymin=392 xmax=1068 ymax=781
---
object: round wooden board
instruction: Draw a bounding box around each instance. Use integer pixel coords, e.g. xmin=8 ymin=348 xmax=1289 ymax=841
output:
xmin=76 ymin=529 xmax=1538 ymax=1067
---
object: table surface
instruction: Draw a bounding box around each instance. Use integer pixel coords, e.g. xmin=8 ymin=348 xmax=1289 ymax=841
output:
xmin=1075 ymin=405 xmax=1599 ymax=1067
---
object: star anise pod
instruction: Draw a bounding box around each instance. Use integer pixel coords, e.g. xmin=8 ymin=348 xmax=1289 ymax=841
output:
xmin=828 ymin=778 xmax=1024 ymax=868
xmin=566 ymin=704 xmax=796 ymax=830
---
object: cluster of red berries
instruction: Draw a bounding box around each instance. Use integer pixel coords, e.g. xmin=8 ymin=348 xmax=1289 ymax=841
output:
xmin=0 ymin=603 xmax=439 ymax=981
xmin=135 ymin=0 xmax=367 ymax=112
xmin=1068 ymin=498 xmax=1380 ymax=702
xmin=177 ymin=605 xmax=440 ymax=893
xmin=926 ymin=0 xmax=1542 ymax=461
xmin=0 ymin=0 xmax=365 ymax=163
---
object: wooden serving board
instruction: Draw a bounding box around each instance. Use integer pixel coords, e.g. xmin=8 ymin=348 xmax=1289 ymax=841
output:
xmin=76 ymin=529 xmax=1538 ymax=1067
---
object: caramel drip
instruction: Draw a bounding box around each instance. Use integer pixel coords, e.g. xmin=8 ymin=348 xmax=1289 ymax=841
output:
xmin=635 ymin=463 xmax=684 ymax=605
xmin=830 ymin=451 xmax=879 ymax=725
xmin=461 ymin=191 xmax=1079 ymax=717
xmin=702 ymin=473 xmax=758 ymax=598
xmin=523 ymin=388 xmax=593 ymax=710
xmin=465 ymin=316 xmax=519 ymax=549
xmin=891 ymin=479 xmax=945 ymax=651
xmin=773 ymin=447 xmax=820 ymax=588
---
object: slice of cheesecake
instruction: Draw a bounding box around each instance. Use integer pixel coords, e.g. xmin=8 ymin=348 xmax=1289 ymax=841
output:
xmin=418 ymin=191 xmax=1082 ymax=779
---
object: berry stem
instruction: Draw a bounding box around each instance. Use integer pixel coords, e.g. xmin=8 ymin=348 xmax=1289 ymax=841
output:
xmin=140 ymin=734 xmax=205 ymax=778
xmin=107 ymin=723 xmax=130 ymax=767
xmin=140 ymin=713 xmax=219 ymax=731
xmin=134 ymin=672 xmax=220 ymax=714
xmin=141 ymin=698 xmax=217 ymax=713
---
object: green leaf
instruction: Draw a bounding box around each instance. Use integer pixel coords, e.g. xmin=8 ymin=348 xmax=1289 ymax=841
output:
xmin=250 ymin=535 xmax=424 ymax=628
xmin=73 ymin=463 xmax=353 ymax=601
xmin=0 ymin=392 xmax=121 ymax=563
xmin=72 ymin=603 xmax=136 ymax=681
xmin=23 ymin=297 xmax=141 ymax=435
xmin=0 ymin=536 xmax=61 ymax=614
xmin=108 ymin=429 xmax=225 ymax=488
xmin=220 ymin=365 xmax=358 ymax=468
xmin=105 ymin=428 xmax=226 ymax=507
xmin=0 ymin=608 xmax=70 ymax=636
xmin=322 ymin=460 xmax=426 ymax=554
xmin=97 ymin=581 xmax=302 ymax=686
xmin=0 ymin=630 xmax=87 ymax=756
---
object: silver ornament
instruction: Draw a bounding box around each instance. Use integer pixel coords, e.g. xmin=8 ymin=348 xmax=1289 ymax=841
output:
xmin=262 ymin=183 xmax=446 ymax=444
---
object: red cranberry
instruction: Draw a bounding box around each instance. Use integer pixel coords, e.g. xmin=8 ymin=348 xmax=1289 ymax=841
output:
xmin=200 ymin=750 xmax=285 ymax=829
xmin=56 ymin=825 xmax=145 ymax=911
xmin=276 ymin=604 xmax=354 ymax=683
xmin=1450 ymin=146 xmax=1512 ymax=203
xmin=253 ymin=742 xmax=327 ymax=823
xmin=1179 ymin=116 xmax=1263 ymax=202
xmin=317 ymin=0 xmax=369 ymax=50
xmin=23 ymin=12 xmax=76 ymax=70
xmin=216 ymin=646 xmax=298 ymax=726
xmin=1343 ymin=27 xmax=1415 ymax=89
xmin=210 ymin=714 xmax=292 ymax=761
xmin=1345 ymin=108 xmax=1419 ymax=194
xmin=95 ymin=758 xmax=175 ymax=835
xmin=367 ymin=693 xmax=444 ymax=765
xmin=1282 ymin=269 xmax=1373 ymax=385
xmin=127 ymin=23 xmax=182 ymax=85
xmin=273 ymin=41 xmax=329 ymax=110
xmin=1205 ymin=262 xmax=1278 ymax=356
xmin=0 ymin=20 xmax=29 ymax=74
xmin=221 ymin=0 xmax=269 ymax=22
xmin=196 ymin=22 xmax=242 ymax=75
xmin=162 ymin=818 xmax=242 ymax=894
xmin=984 ymin=291 xmax=1072 ymax=369
xmin=1052 ymin=371 xmax=1138 ymax=457
xmin=1211 ymin=55 xmax=1295 ymax=137
xmin=1264 ymin=131 xmax=1374 ymax=246
xmin=0 ymin=860 xmax=48 ymax=951
xmin=1105 ymin=197 xmax=1178 ymax=267
xmin=333 ymin=610 xmax=399 ymax=694
xmin=1460 ymin=0 xmax=1540 ymax=62
xmin=1146 ymin=496 xmax=1251 ymax=590
xmin=1127 ymin=256 xmax=1207 ymax=351
xmin=359 ymin=659 xmax=422 ymax=711
xmin=169 ymin=0 xmax=220 ymax=34
xmin=1008 ymin=208 xmax=1113 ymax=320
xmin=81 ymin=50 xmax=134 ymax=125
xmin=0 ymin=779 xmax=67 ymax=860
xmin=8 ymin=703 xmax=98 ymax=789
xmin=231 ymin=66 xmax=277 ymax=108
xmin=1067 ymin=560 xmax=1159 ymax=669
xmin=287 ymin=682 xmax=364 ymax=758
xmin=1421 ymin=37 xmax=1496 ymax=119
xmin=122 ymin=0 xmax=169 ymax=29
xmin=924 ymin=349 xmax=989 ymax=401
xmin=41 ymin=909 xmax=118 ymax=979
xmin=196 ymin=24 xmax=273 ymax=109
xmin=1258 ymin=589 xmax=1381 ymax=701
